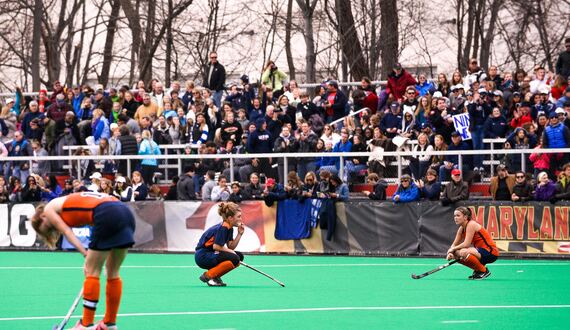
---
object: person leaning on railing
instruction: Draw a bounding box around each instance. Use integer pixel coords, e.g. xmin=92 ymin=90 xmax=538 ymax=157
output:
xmin=441 ymin=169 xmax=469 ymax=206
xmin=553 ymin=163 xmax=570 ymax=202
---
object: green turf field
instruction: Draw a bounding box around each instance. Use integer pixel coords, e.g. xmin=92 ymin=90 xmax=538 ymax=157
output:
xmin=1 ymin=251 xmax=569 ymax=329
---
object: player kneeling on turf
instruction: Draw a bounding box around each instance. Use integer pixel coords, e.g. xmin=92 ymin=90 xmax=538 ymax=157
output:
xmin=447 ymin=206 xmax=499 ymax=280
xmin=195 ymin=202 xmax=244 ymax=286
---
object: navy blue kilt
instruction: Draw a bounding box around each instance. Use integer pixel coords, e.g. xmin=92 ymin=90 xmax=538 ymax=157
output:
xmin=89 ymin=201 xmax=136 ymax=251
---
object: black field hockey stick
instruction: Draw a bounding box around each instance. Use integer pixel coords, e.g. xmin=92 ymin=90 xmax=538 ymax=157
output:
xmin=411 ymin=259 xmax=458 ymax=279
xmin=240 ymin=261 xmax=285 ymax=287
xmin=52 ymin=287 xmax=84 ymax=330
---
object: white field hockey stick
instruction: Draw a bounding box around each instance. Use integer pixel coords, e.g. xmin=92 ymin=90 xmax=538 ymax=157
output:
xmin=240 ymin=261 xmax=285 ymax=287
xmin=52 ymin=287 xmax=84 ymax=330
xmin=411 ymin=259 xmax=458 ymax=279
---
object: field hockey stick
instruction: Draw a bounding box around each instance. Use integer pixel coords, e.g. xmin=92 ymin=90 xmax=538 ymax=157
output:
xmin=52 ymin=287 xmax=84 ymax=330
xmin=240 ymin=261 xmax=285 ymax=287
xmin=411 ymin=259 xmax=458 ymax=279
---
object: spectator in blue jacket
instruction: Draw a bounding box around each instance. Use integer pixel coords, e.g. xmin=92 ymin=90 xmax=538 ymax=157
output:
xmin=392 ymin=174 xmax=420 ymax=203
xmin=484 ymin=107 xmax=509 ymax=138
xmin=416 ymin=169 xmax=442 ymax=201
xmin=331 ymin=129 xmax=352 ymax=170
xmin=380 ymin=102 xmax=403 ymax=138
xmin=439 ymin=131 xmax=471 ymax=181
xmin=262 ymin=178 xmax=287 ymax=206
xmin=323 ymin=80 xmax=348 ymax=123
xmin=415 ymin=74 xmax=436 ymax=97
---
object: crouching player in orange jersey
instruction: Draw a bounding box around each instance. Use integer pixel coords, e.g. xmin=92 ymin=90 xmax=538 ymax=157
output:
xmin=195 ymin=202 xmax=245 ymax=286
xmin=447 ymin=206 xmax=499 ymax=280
xmin=31 ymin=192 xmax=135 ymax=329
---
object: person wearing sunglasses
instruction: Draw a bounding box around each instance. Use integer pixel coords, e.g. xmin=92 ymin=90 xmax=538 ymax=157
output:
xmin=511 ymin=171 xmax=533 ymax=202
xmin=392 ymin=174 xmax=419 ymax=203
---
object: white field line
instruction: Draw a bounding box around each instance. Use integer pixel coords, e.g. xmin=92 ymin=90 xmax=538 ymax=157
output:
xmin=441 ymin=320 xmax=480 ymax=324
xmin=0 ymin=262 xmax=568 ymax=270
xmin=1 ymin=305 xmax=570 ymax=322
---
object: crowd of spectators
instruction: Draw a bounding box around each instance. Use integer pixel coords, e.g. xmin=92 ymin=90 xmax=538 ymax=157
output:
xmin=1 ymin=39 xmax=570 ymax=204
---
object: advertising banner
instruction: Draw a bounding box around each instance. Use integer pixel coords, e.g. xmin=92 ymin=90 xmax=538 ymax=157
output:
xmin=1 ymin=200 xmax=568 ymax=257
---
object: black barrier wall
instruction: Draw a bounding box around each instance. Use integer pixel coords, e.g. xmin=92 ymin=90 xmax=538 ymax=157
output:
xmin=1 ymin=201 xmax=569 ymax=257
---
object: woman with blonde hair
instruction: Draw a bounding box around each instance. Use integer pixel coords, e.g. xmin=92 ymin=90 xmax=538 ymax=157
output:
xmin=31 ymin=192 xmax=135 ymax=329
xmin=138 ymin=130 xmax=161 ymax=185
xmin=195 ymin=201 xmax=245 ymax=286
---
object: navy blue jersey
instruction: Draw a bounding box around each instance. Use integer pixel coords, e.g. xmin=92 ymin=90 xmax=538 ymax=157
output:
xmin=196 ymin=222 xmax=233 ymax=251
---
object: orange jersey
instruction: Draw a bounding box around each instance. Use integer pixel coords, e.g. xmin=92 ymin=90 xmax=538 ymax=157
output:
xmin=60 ymin=192 xmax=118 ymax=227
xmin=462 ymin=221 xmax=499 ymax=256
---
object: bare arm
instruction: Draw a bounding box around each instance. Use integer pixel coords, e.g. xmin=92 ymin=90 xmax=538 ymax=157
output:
xmin=44 ymin=198 xmax=88 ymax=257
xmin=227 ymin=224 xmax=244 ymax=250
xmin=448 ymin=222 xmax=477 ymax=253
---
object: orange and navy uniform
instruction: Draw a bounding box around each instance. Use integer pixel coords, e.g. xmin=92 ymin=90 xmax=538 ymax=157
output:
xmin=60 ymin=192 xmax=118 ymax=227
xmin=196 ymin=222 xmax=233 ymax=252
xmin=462 ymin=220 xmax=500 ymax=257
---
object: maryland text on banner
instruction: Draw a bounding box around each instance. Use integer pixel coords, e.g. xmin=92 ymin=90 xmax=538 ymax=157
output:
xmin=0 ymin=201 xmax=568 ymax=257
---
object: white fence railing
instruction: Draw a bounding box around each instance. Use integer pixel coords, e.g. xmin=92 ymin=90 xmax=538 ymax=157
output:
xmin=1 ymin=143 xmax=565 ymax=184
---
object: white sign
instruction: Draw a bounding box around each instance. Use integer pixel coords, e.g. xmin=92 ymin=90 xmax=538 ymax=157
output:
xmin=452 ymin=113 xmax=472 ymax=140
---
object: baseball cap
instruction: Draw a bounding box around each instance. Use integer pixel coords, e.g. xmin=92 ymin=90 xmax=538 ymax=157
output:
xmin=456 ymin=83 xmax=465 ymax=90
xmin=115 ymin=176 xmax=126 ymax=183
xmin=432 ymin=91 xmax=443 ymax=98
xmin=240 ymin=74 xmax=249 ymax=83
xmin=496 ymin=164 xmax=507 ymax=172
xmin=5 ymin=98 xmax=14 ymax=104
xmin=393 ymin=63 xmax=402 ymax=70
xmin=89 ymin=172 xmax=102 ymax=180
xmin=549 ymin=112 xmax=559 ymax=119
xmin=451 ymin=169 xmax=462 ymax=176
xmin=493 ymin=90 xmax=503 ymax=97
xmin=265 ymin=178 xmax=276 ymax=187
xmin=390 ymin=101 xmax=400 ymax=110
xmin=110 ymin=123 xmax=119 ymax=130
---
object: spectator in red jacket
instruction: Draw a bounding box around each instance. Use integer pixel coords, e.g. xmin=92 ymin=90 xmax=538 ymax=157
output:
xmin=386 ymin=63 xmax=417 ymax=102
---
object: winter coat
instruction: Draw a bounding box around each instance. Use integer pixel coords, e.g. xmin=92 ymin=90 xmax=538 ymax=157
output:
xmin=534 ymin=181 xmax=556 ymax=201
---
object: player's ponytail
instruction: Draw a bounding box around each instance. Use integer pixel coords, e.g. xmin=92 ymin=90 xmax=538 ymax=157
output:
xmin=455 ymin=206 xmax=472 ymax=220
xmin=30 ymin=203 xmax=61 ymax=249
xmin=218 ymin=202 xmax=241 ymax=220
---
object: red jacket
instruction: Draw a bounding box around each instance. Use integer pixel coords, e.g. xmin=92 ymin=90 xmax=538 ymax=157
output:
xmin=387 ymin=70 xmax=417 ymax=101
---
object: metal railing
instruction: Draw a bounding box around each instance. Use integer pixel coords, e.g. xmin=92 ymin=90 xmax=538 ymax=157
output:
xmin=2 ymin=143 xmax=564 ymax=184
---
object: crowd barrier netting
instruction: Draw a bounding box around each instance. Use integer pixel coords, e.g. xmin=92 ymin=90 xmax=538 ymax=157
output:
xmin=1 ymin=200 xmax=569 ymax=257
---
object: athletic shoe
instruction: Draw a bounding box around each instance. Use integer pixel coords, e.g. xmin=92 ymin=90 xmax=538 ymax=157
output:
xmin=471 ymin=268 xmax=491 ymax=280
xmin=467 ymin=270 xmax=477 ymax=279
xmin=214 ymin=277 xmax=227 ymax=286
xmin=95 ymin=321 xmax=118 ymax=330
xmin=71 ymin=320 xmax=96 ymax=330
xmin=199 ymin=272 xmax=223 ymax=286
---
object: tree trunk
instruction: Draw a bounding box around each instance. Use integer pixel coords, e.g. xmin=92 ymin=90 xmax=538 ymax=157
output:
xmin=479 ymin=0 xmax=501 ymax=69
xmin=379 ymin=0 xmax=398 ymax=79
xmin=285 ymin=0 xmax=296 ymax=81
xmin=471 ymin=0 xmax=485 ymax=60
xmin=533 ymin=0 xmax=553 ymax=69
xmin=100 ymin=0 xmax=122 ymax=87
xmin=31 ymin=0 xmax=42 ymax=91
xmin=336 ymin=0 xmax=369 ymax=80
xmin=369 ymin=0 xmax=378 ymax=78
xmin=165 ymin=0 xmax=173 ymax=87
xmin=296 ymin=0 xmax=318 ymax=83
xmin=120 ymin=0 xmax=143 ymax=85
